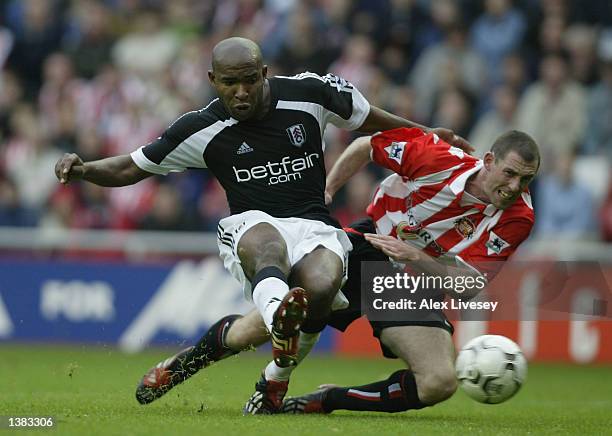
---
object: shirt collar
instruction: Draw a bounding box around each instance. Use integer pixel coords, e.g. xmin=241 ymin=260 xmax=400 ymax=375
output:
xmin=451 ymin=161 xmax=499 ymax=217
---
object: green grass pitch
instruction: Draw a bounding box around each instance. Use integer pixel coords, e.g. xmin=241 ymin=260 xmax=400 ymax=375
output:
xmin=1 ymin=344 xmax=611 ymax=435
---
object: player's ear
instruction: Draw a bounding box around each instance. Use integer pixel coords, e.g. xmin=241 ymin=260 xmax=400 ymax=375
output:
xmin=262 ymin=65 xmax=268 ymax=78
xmin=207 ymin=70 xmax=215 ymax=85
xmin=483 ymin=152 xmax=495 ymax=171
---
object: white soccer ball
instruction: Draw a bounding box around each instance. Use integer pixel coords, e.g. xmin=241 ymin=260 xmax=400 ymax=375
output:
xmin=455 ymin=334 xmax=527 ymax=404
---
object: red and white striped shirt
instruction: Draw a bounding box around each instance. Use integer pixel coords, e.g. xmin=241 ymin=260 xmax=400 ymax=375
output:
xmin=367 ymin=128 xmax=534 ymax=275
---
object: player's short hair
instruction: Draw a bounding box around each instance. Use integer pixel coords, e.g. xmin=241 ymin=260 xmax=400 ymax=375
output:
xmin=491 ymin=130 xmax=540 ymax=170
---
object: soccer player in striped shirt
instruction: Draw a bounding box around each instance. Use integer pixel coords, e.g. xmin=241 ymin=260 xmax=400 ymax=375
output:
xmin=281 ymin=128 xmax=539 ymax=414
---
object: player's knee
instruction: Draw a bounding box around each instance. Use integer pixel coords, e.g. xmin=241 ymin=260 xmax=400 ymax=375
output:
xmin=238 ymin=237 xmax=290 ymax=277
xmin=416 ymin=369 xmax=458 ymax=405
xmin=301 ymin=272 xmax=342 ymax=305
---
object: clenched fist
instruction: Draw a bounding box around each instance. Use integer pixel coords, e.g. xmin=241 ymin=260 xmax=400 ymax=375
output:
xmin=55 ymin=153 xmax=85 ymax=184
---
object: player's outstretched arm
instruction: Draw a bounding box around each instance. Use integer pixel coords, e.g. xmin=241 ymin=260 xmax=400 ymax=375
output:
xmin=55 ymin=153 xmax=153 ymax=187
xmin=325 ymin=136 xmax=372 ymax=204
xmin=358 ymin=106 xmax=474 ymax=153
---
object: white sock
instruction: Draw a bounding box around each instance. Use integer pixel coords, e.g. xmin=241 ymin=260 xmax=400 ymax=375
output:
xmin=264 ymin=359 xmax=294 ymax=381
xmin=263 ymin=332 xmax=321 ymax=382
xmin=297 ymin=332 xmax=321 ymax=363
xmin=252 ymin=277 xmax=289 ymax=332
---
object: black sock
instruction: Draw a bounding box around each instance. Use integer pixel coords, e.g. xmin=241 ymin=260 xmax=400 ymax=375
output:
xmin=322 ymin=370 xmax=427 ymax=413
xmin=168 ymin=314 xmax=242 ymax=381
xmin=300 ymin=316 xmax=328 ymax=334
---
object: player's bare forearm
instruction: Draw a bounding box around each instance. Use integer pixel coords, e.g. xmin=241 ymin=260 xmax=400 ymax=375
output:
xmin=83 ymin=155 xmax=152 ymax=186
xmin=357 ymin=106 xmax=427 ymax=134
xmin=358 ymin=106 xmax=474 ymax=153
xmin=55 ymin=154 xmax=152 ymax=187
xmin=325 ymin=136 xmax=371 ymax=202
xmin=364 ymin=233 xmax=484 ymax=299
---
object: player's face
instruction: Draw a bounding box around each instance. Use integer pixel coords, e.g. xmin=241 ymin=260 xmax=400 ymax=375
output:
xmin=483 ymin=151 xmax=538 ymax=209
xmin=208 ymin=61 xmax=267 ymax=121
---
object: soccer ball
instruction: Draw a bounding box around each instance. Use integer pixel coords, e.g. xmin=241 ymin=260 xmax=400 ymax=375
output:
xmin=455 ymin=335 xmax=527 ymax=404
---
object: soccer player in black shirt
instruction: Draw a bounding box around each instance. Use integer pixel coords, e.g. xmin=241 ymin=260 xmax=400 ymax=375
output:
xmin=54 ymin=37 xmax=470 ymax=414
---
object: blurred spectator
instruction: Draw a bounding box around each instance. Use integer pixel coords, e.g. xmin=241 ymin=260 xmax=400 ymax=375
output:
xmin=0 ymin=70 xmax=23 ymax=139
xmin=138 ymin=183 xmax=198 ymax=232
xmin=409 ymin=23 xmax=487 ymax=122
xmin=583 ymin=29 xmax=612 ymax=159
xmin=5 ymin=0 xmax=63 ymax=98
xmin=469 ymin=85 xmax=519 ymax=158
xmin=199 ymin=179 xmax=231 ymax=231
xmin=331 ymin=169 xmax=377 ymax=227
xmin=470 ymin=0 xmax=526 ymax=86
xmin=329 ymin=34 xmax=377 ymax=91
xmin=0 ymin=23 xmax=13 ymax=68
xmin=39 ymin=186 xmax=79 ymax=230
xmin=600 ymin=179 xmax=612 ymax=242
xmin=104 ymin=89 xmax=163 ymax=155
xmin=0 ymin=176 xmax=38 ymax=226
xmin=388 ymin=85 xmax=419 ymax=123
xmin=412 ymin=0 xmax=461 ymax=59
xmin=379 ymin=44 xmax=410 ymax=85
xmin=111 ymin=7 xmax=180 ymax=76
xmin=363 ymin=67 xmax=396 ymax=109
xmin=209 ymin=0 xmax=267 ymax=40
xmin=38 ymin=53 xmax=88 ymax=151
xmin=515 ymin=53 xmax=586 ymax=174
xmin=431 ymin=87 xmax=475 ymax=138
xmin=274 ymin=3 xmax=334 ymax=75
xmin=535 ymin=152 xmax=596 ymax=239
xmin=500 ymin=52 xmax=529 ymax=94
xmin=384 ymin=0 xmax=427 ymax=70
xmin=563 ymin=24 xmax=598 ymax=85
xmin=171 ymin=37 xmax=215 ymax=106
xmin=524 ymin=12 xmax=567 ymax=78
xmin=63 ymin=0 xmax=115 ymax=79
xmin=2 ymin=103 xmax=62 ymax=212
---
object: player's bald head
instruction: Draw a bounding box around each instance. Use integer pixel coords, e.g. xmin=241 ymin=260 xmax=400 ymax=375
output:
xmin=211 ymin=37 xmax=263 ymax=71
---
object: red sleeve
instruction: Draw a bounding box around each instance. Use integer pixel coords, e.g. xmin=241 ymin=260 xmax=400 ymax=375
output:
xmin=370 ymin=127 xmax=469 ymax=179
xmin=460 ymin=217 xmax=534 ymax=279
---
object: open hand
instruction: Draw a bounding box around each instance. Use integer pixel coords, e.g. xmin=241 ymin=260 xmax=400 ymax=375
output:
xmin=430 ymin=128 xmax=474 ymax=154
xmin=364 ymin=233 xmax=422 ymax=262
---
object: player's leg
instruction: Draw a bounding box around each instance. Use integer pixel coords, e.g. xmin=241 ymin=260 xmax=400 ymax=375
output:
xmin=379 ymin=326 xmax=457 ymax=405
xmin=283 ymin=325 xmax=456 ymax=413
xmin=237 ymin=222 xmax=311 ymax=414
xmin=237 ymin=222 xmax=308 ymax=365
xmin=243 ymin=220 xmax=350 ymax=415
xmin=291 ymin=246 xmax=344 ymax=332
xmin=136 ymin=309 xmax=269 ymax=404
xmin=257 ymin=246 xmax=344 ymax=385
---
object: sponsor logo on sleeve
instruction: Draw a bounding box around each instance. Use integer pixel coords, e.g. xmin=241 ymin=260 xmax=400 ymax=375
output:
xmin=384 ymin=141 xmax=406 ymax=164
xmin=485 ymin=231 xmax=510 ymax=255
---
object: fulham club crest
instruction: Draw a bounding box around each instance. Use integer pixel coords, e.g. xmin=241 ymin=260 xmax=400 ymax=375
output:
xmin=286 ymin=124 xmax=306 ymax=147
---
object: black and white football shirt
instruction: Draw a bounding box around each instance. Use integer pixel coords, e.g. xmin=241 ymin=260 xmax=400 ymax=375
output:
xmin=130 ymin=72 xmax=370 ymax=226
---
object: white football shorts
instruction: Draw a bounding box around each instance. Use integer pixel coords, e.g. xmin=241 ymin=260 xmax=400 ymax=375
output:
xmin=217 ymin=210 xmax=351 ymax=309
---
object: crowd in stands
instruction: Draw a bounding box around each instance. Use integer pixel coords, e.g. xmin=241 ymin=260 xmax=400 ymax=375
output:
xmin=0 ymin=0 xmax=611 ymax=242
